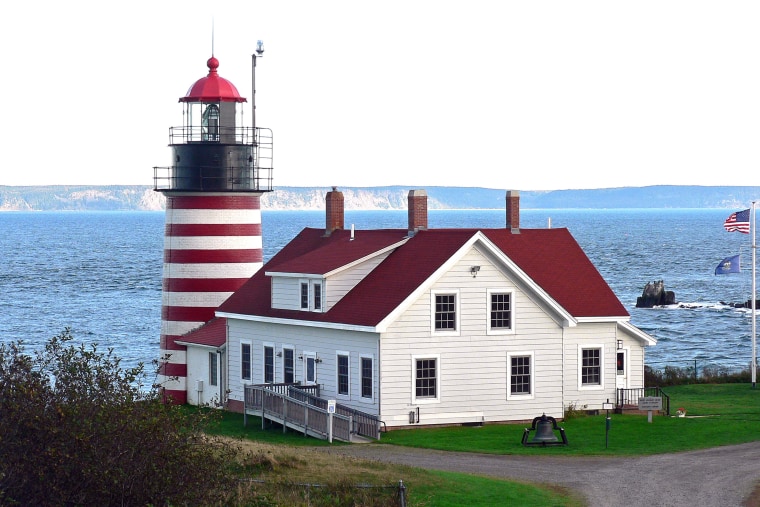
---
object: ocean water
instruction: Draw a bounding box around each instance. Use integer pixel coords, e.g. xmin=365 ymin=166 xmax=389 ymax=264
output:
xmin=0 ymin=208 xmax=756 ymax=374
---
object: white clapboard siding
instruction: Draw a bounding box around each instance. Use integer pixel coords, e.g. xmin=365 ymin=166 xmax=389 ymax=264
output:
xmin=563 ymin=323 xmax=618 ymax=409
xmin=226 ymin=319 xmax=381 ymax=415
xmin=379 ymin=248 xmax=566 ymax=426
xmin=270 ymin=277 xmax=301 ymax=311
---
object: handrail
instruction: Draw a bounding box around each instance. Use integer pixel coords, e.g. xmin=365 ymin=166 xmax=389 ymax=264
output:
xmin=615 ymin=387 xmax=670 ymax=416
xmin=244 ymin=384 xmax=353 ymax=442
xmin=286 ymin=386 xmax=382 ymax=440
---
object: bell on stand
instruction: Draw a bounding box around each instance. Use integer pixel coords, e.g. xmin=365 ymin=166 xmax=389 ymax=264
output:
xmin=521 ymin=413 xmax=568 ymax=446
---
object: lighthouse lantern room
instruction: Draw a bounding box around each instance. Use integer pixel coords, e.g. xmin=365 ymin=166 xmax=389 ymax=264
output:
xmin=154 ymin=53 xmax=273 ymax=403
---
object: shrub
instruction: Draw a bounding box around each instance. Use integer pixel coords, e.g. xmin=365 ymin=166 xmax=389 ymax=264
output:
xmin=0 ymin=329 xmax=241 ymax=506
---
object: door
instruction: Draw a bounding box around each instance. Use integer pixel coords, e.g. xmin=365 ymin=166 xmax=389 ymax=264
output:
xmin=616 ymin=350 xmax=627 ymax=389
xmin=302 ymin=352 xmax=317 ymax=385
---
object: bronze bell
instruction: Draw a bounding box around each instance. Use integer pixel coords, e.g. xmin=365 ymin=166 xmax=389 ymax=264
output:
xmin=531 ymin=414 xmax=559 ymax=443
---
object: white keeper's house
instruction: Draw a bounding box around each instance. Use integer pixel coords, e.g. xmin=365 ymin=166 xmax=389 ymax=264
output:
xmin=177 ymin=188 xmax=655 ymax=428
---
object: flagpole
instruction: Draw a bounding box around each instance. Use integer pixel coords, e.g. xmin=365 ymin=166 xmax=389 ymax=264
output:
xmin=753 ymin=201 xmax=757 ymax=388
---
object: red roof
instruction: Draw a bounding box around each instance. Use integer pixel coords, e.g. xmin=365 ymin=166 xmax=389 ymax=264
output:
xmin=178 ymin=317 xmax=227 ymax=347
xmin=180 ymin=56 xmax=246 ymax=103
xmin=217 ymin=227 xmax=628 ymax=327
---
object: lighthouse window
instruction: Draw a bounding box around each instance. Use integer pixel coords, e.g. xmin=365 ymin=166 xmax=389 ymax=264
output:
xmin=202 ymin=104 xmax=220 ymax=141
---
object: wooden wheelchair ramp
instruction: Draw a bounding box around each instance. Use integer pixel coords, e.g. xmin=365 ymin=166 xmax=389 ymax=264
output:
xmin=243 ymin=384 xmax=382 ymax=442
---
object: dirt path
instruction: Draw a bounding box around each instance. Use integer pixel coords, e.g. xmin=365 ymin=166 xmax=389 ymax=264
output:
xmin=320 ymin=441 xmax=760 ymax=506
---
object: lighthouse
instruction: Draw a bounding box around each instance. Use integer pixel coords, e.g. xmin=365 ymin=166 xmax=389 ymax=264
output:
xmin=153 ymin=50 xmax=273 ymax=403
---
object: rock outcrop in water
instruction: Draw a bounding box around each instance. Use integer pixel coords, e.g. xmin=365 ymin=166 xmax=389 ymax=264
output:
xmin=636 ymin=280 xmax=677 ymax=308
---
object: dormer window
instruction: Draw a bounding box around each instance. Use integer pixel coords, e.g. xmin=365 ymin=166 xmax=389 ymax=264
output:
xmin=313 ymin=282 xmax=322 ymax=311
xmin=298 ymin=279 xmax=324 ymax=312
xmin=300 ymin=282 xmax=309 ymax=309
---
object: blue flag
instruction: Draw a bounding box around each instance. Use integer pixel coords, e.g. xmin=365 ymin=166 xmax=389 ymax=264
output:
xmin=715 ymin=254 xmax=741 ymax=275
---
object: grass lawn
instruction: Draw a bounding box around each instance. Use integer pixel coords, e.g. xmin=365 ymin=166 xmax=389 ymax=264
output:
xmin=379 ymin=383 xmax=760 ymax=456
xmin=201 ymin=383 xmax=760 ymax=505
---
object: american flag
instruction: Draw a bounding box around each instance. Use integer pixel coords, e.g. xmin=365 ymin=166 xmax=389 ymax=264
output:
xmin=723 ymin=209 xmax=751 ymax=234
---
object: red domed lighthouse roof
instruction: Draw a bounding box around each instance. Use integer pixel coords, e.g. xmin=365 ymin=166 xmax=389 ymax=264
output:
xmin=180 ymin=56 xmax=247 ymax=103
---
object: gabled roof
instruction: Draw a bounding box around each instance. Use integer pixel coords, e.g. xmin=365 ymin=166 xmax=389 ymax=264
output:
xmin=217 ymin=226 xmax=629 ymax=328
xmin=266 ymin=229 xmax=408 ymax=276
xmin=175 ymin=317 xmax=227 ymax=348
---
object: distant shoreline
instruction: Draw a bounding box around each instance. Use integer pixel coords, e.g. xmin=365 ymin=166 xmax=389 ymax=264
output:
xmin=0 ymin=184 xmax=757 ymax=211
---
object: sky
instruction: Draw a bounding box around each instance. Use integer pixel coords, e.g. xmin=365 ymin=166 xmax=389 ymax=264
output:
xmin=2 ymin=1 xmax=759 ymax=191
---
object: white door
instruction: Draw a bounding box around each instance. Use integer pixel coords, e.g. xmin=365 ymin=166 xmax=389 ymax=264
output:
xmin=302 ymin=352 xmax=317 ymax=385
xmin=616 ymin=350 xmax=628 ymax=389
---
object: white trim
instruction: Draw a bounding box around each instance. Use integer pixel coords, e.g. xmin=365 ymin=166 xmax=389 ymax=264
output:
xmin=216 ymin=311 xmax=378 ymax=332
xmin=487 ymin=288 xmax=516 ymax=335
xmin=411 ymin=354 xmax=441 ymax=404
xmin=431 ymin=290 xmax=460 ymax=336
xmin=578 ymin=344 xmax=605 ymax=391
xmin=618 ymin=320 xmax=657 ymax=346
xmin=174 ymin=341 xmax=226 ymax=351
xmin=336 ymin=351 xmax=351 ymax=399
xmin=359 ymin=353 xmax=375 ymax=404
xmin=507 ymin=351 xmax=534 ymax=401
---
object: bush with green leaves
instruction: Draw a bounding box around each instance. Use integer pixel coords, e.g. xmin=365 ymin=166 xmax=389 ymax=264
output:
xmin=0 ymin=329 xmax=241 ymax=506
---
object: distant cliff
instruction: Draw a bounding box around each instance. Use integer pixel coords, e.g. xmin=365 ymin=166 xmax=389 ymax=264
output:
xmin=0 ymin=185 xmax=757 ymax=211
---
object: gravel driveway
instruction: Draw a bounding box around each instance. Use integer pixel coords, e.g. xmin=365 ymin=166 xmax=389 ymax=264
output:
xmin=322 ymin=441 xmax=760 ymax=506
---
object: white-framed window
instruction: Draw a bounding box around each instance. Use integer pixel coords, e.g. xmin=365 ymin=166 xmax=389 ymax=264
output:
xmin=412 ymin=354 xmax=441 ymax=404
xmin=299 ymin=279 xmax=324 ymax=312
xmin=300 ymin=282 xmax=309 ymax=309
xmin=507 ymin=351 xmax=534 ymax=400
xmin=241 ymin=341 xmax=252 ymax=381
xmin=488 ymin=289 xmax=515 ymax=335
xmin=337 ymin=352 xmax=350 ymax=396
xmin=313 ymin=282 xmax=323 ymax=311
xmin=263 ymin=344 xmax=275 ymax=384
xmin=282 ymin=346 xmax=295 ymax=384
xmin=360 ymin=354 xmax=374 ymax=402
xmin=431 ymin=290 xmax=459 ymax=335
xmin=578 ymin=345 xmax=605 ymax=390
xmin=209 ymin=351 xmax=218 ymax=387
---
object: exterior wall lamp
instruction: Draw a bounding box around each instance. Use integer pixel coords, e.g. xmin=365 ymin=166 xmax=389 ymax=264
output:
xmin=470 ymin=265 xmax=481 ymax=277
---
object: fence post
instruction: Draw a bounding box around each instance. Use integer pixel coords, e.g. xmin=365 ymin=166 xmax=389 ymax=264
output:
xmin=399 ymin=480 xmax=407 ymax=507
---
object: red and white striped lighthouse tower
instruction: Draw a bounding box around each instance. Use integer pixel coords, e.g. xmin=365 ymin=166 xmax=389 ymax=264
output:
xmin=153 ymin=52 xmax=273 ymax=403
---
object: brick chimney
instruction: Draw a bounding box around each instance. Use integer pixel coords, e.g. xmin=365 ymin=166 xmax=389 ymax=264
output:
xmin=408 ymin=189 xmax=428 ymax=235
xmin=506 ymin=190 xmax=520 ymax=233
xmin=325 ymin=186 xmax=344 ymax=235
